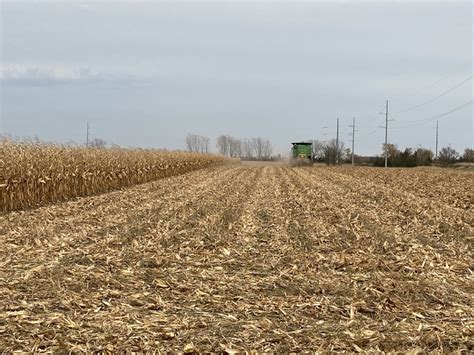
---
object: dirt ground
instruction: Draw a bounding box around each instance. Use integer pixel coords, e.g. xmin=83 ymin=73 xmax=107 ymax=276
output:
xmin=0 ymin=165 xmax=472 ymax=352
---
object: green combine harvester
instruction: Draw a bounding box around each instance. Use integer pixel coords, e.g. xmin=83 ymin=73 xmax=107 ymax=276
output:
xmin=291 ymin=142 xmax=313 ymax=166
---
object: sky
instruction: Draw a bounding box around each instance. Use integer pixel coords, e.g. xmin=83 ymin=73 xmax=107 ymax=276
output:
xmin=1 ymin=0 xmax=472 ymax=156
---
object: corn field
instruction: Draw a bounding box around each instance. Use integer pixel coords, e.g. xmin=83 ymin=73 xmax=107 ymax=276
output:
xmin=0 ymin=139 xmax=224 ymax=213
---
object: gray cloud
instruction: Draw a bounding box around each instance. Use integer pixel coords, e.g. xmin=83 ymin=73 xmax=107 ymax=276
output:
xmin=0 ymin=65 xmax=140 ymax=86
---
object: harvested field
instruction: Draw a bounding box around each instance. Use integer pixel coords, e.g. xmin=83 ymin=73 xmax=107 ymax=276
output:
xmin=0 ymin=165 xmax=473 ymax=352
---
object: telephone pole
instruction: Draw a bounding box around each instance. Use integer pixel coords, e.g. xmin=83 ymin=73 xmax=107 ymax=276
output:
xmin=435 ymin=120 xmax=439 ymax=159
xmin=336 ymin=118 xmax=340 ymax=164
xmin=350 ymin=117 xmax=356 ymax=166
xmin=86 ymin=122 xmax=90 ymax=147
xmin=384 ymin=100 xmax=389 ymax=168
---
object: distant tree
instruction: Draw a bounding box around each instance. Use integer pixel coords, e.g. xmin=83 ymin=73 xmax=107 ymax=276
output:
xmin=229 ymin=137 xmax=243 ymax=157
xmin=250 ymin=138 xmax=262 ymax=159
xmin=438 ymin=146 xmax=459 ymax=164
xmin=243 ymin=138 xmax=254 ymax=158
xmin=461 ymin=148 xmax=474 ymax=163
xmin=415 ymin=148 xmax=433 ymax=166
xmin=309 ymin=140 xmax=325 ymax=160
xmin=216 ymin=135 xmax=229 ymax=156
xmin=373 ymin=146 xmax=433 ymax=167
xmin=186 ymin=134 xmax=210 ymax=154
xmin=394 ymin=148 xmax=417 ymax=167
xmin=262 ymin=138 xmax=273 ymax=159
xmin=383 ymin=143 xmax=399 ymax=166
xmin=217 ymin=135 xmax=272 ymax=160
xmin=186 ymin=134 xmax=195 ymax=152
xmin=247 ymin=137 xmax=272 ymax=160
xmin=343 ymin=148 xmax=352 ymax=163
xmin=217 ymin=135 xmax=244 ymax=157
xmin=89 ymin=138 xmax=107 ymax=148
xmin=322 ymin=139 xmax=345 ymax=165
xmin=201 ymin=136 xmax=210 ymax=153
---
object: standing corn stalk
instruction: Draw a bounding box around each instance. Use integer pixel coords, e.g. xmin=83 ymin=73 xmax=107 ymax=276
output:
xmin=0 ymin=139 xmax=224 ymax=213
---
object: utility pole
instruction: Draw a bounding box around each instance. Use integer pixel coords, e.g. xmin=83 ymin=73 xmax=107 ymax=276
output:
xmin=86 ymin=122 xmax=90 ymax=148
xmin=384 ymin=100 xmax=389 ymax=168
xmin=336 ymin=118 xmax=340 ymax=164
xmin=435 ymin=120 xmax=439 ymax=159
xmin=350 ymin=117 xmax=356 ymax=166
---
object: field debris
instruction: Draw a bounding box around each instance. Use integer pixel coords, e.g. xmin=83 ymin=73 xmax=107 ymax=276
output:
xmin=0 ymin=165 xmax=472 ymax=352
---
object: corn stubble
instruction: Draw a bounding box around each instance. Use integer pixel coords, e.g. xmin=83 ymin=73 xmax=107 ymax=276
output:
xmin=0 ymin=139 xmax=224 ymax=212
xmin=0 ymin=148 xmax=472 ymax=352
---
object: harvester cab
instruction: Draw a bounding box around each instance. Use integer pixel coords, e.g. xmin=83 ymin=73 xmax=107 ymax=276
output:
xmin=291 ymin=142 xmax=313 ymax=166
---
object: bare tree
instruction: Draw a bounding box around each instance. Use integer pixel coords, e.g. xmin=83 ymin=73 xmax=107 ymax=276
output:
xmin=89 ymin=138 xmax=107 ymax=148
xmin=201 ymin=136 xmax=210 ymax=153
xmin=186 ymin=134 xmax=197 ymax=153
xmin=186 ymin=134 xmax=210 ymax=154
xmin=262 ymin=138 xmax=273 ymax=159
xmin=248 ymin=137 xmax=271 ymax=159
xmin=248 ymin=137 xmax=258 ymax=158
xmin=250 ymin=138 xmax=261 ymax=159
xmin=322 ymin=139 xmax=345 ymax=165
xmin=438 ymin=146 xmax=459 ymax=164
xmin=229 ymin=137 xmax=243 ymax=157
xmin=343 ymin=148 xmax=352 ymax=163
xmin=309 ymin=140 xmax=324 ymax=160
xmin=382 ymin=143 xmax=399 ymax=166
xmin=216 ymin=135 xmax=229 ymax=156
xmin=415 ymin=148 xmax=433 ymax=166
xmin=217 ymin=135 xmax=244 ymax=157
xmin=243 ymin=138 xmax=254 ymax=158
xmin=217 ymin=135 xmax=272 ymax=160
xmin=461 ymin=148 xmax=474 ymax=162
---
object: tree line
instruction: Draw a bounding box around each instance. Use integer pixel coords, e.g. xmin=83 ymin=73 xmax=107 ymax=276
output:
xmin=185 ymin=134 xmax=210 ymax=154
xmin=217 ymin=135 xmax=273 ymax=160
xmin=186 ymin=134 xmax=274 ymax=160
xmin=370 ymin=144 xmax=434 ymax=167
xmin=304 ymin=139 xmax=473 ymax=166
xmin=370 ymin=145 xmax=473 ymax=167
xmin=186 ymin=133 xmax=473 ymax=166
xmin=309 ymin=139 xmax=347 ymax=165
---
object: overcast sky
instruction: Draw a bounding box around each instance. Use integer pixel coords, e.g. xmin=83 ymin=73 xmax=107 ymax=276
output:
xmin=1 ymin=0 xmax=472 ymax=155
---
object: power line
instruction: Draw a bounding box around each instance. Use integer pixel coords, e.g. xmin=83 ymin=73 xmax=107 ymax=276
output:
xmin=392 ymin=76 xmax=473 ymax=115
xmin=365 ymin=125 xmax=381 ymax=136
xmin=358 ymin=103 xmax=387 ymax=137
xmin=364 ymin=117 xmax=386 ymax=136
xmin=389 ymin=61 xmax=473 ymax=102
xmin=391 ymin=100 xmax=473 ymax=129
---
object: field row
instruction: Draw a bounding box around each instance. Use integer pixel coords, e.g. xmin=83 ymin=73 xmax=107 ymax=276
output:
xmin=0 ymin=165 xmax=472 ymax=352
xmin=0 ymin=140 xmax=225 ymax=212
xmin=333 ymin=167 xmax=472 ymax=210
